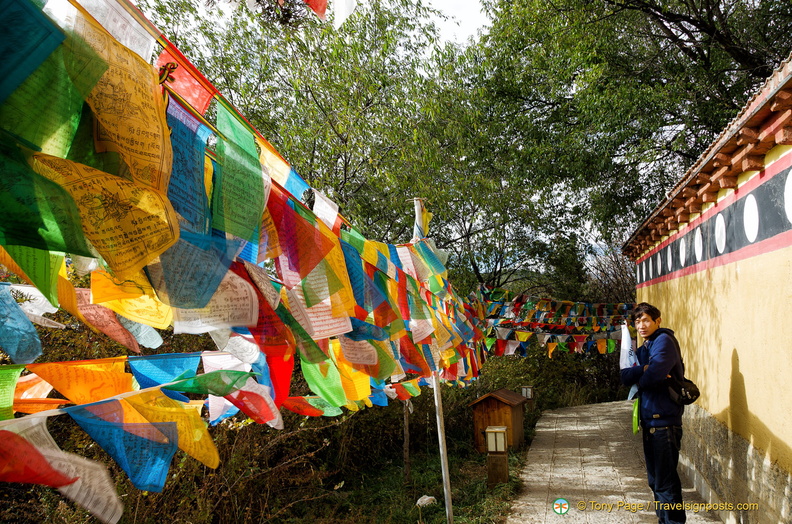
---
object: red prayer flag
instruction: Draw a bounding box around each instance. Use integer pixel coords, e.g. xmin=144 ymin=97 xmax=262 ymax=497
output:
xmin=303 ymin=0 xmax=327 ymax=20
xmin=0 ymin=430 xmax=78 ymax=487
xmin=494 ymin=339 xmax=506 ymax=356
xmin=224 ymin=378 xmax=278 ymax=425
xmin=282 ymin=397 xmax=324 ymax=417
xmin=157 ymin=39 xmax=218 ymax=114
xmin=391 ymin=383 xmax=411 ymax=400
xmin=266 ymin=353 xmax=294 ymax=408
xmin=398 ymin=335 xmax=431 ymax=377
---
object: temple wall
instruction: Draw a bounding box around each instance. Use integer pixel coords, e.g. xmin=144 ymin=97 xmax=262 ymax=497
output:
xmin=635 ymin=144 xmax=792 ymax=522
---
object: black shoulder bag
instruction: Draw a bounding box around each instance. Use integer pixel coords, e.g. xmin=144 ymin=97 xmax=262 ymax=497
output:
xmin=666 ymin=335 xmax=700 ymax=406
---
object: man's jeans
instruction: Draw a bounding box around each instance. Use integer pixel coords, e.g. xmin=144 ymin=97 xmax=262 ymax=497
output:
xmin=643 ymin=426 xmax=686 ymax=524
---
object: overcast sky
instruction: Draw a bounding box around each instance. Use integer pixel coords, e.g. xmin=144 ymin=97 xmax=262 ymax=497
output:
xmin=427 ymin=0 xmax=488 ymax=43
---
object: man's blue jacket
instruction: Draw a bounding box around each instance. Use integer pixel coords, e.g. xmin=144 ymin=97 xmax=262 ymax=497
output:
xmin=620 ymin=327 xmax=684 ymax=428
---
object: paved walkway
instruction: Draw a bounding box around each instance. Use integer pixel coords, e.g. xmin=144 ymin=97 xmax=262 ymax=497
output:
xmin=507 ymin=401 xmax=721 ymax=523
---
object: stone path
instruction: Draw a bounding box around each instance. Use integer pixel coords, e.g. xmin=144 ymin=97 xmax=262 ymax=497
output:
xmin=506 ymin=400 xmax=721 ymax=523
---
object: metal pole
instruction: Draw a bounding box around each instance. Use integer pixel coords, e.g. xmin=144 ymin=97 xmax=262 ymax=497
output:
xmin=403 ymin=399 xmax=411 ymax=483
xmin=432 ymin=370 xmax=454 ymax=523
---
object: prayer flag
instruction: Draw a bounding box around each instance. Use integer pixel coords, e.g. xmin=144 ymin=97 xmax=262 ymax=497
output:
xmin=163 ymin=370 xmax=255 ymax=397
xmin=282 ymin=396 xmax=324 ymax=417
xmin=0 ymin=365 xmax=25 ymax=420
xmin=211 ymin=100 xmax=265 ymax=241
xmin=90 ymin=270 xmax=173 ymax=330
xmin=0 ymin=245 xmax=62 ymax=311
xmin=224 ymin=377 xmax=281 ymax=427
xmin=64 ymin=6 xmax=172 ymax=192
xmin=172 ymin=268 xmax=259 ymax=334
xmin=300 ymin=352 xmax=347 ymax=408
xmin=165 ymin=94 xmax=212 ymax=233
xmin=0 ymin=283 xmax=43 ymax=364
xmin=27 ymin=357 xmax=132 ymax=405
xmin=0 ymin=145 xmax=92 ymax=257
xmin=331 ymin=339 xmax=370 ymax=402
xmin=156 ymin=39 xmax=217 ymax=114
xmin=0 ymin=0 xmax=64 ymax=105
xmin=0 ymin=430 xmax=77 ymax=487
xmin=128 ymin=352 xmax=200 ymax=403
xmin=76 ymin=289 xmax=140 ymax=353
xmin=124 ymin=390 xmax=219 ymax=468
xmin=30 ymin=152 xmax=179 ymax=279
xmin=2 ymin=417 xmax=123 ymax=524
xmin=67 ymin=400 xmax=178 ymax=492
xmin=147 ymin=231 xmax=242 ymax=309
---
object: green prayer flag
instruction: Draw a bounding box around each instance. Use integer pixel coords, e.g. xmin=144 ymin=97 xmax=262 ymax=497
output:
xmin=305 ymin=396 xmax=343 ymax=417
xmin=300 ymin=353 xmax=347 ymax=408
xmin=2 ymin=245 xmax=63 ymax=306
xmin=0 ymin=33 xmax=106 ymax=158
xmin=0 ymin=365 xmax=26 ymax=420
xmin=0 ymin=144 xmax=92 ymax=257
xmin=211 ymin=102 xmax=264 ymax=241
xmin=340 ymin=228 xmax=366 ymax=254
xmin=163 ymin=370 xmax=255 ymax=396
xmin=402 ymin=381 xmax=421 ymax=397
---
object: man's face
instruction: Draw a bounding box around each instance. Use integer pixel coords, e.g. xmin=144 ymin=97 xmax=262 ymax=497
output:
xmin=634 ymin=312 xmax=661 ymax=339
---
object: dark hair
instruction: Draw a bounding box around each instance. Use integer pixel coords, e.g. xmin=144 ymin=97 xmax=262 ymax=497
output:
xmin=632 ymin=302 xmax=661 ymax=321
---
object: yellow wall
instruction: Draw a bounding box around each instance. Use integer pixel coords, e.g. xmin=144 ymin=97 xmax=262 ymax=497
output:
xmin=639 ymin=244 xmax=792 ymax=472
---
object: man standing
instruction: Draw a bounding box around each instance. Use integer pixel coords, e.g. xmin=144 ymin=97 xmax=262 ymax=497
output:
xmin=621 ymin=302 xmax=686 ymax=524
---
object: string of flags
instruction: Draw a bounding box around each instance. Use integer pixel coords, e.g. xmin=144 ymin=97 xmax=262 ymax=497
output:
xmin=0 ymin=0 xmax=482 ymax=520
xmin=465 ymin=286 xmax=635 ymax=358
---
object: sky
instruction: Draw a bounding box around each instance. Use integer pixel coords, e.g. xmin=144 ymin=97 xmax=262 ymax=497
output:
xmin=427 ymin=0 xmax=489 ymax=43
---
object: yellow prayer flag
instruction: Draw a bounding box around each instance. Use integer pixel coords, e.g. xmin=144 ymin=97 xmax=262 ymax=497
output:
xmin=597 ymin=339 xmax=607 ymax=354
xmin=431 ymin=312 xmax=453 ymax=349
xmin=57 ymin=260 xmax=87 ymax=324
xmin=515 ymin=331 xmax=534 ymax=342
xmin=91 ymin=270 xmax=173 ymax=329
xmin=330 ymin=339 xmax=371 ymax=402
xmin=316 ymin=222 xmax=355 ymax=316
xmin=29 ymin=153 xmax=179 ymax=278
xmin=361 ymin=240 xmax=381 ymax=268
xmin=0 ymin=246 xmax=32 ymax=285
xmin=204 ymin=155 xmax=214 ymax=205
xmin=124 ymin=390 xmax=219 ymax=468
xmin=69 ymin=5 xmax=173 ymax=192
xmin=255 ymin=136 xmax=292 ymax=186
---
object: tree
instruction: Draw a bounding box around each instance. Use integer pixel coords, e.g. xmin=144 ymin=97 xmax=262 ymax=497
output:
xmin=137 ymin=0 xmax=555 ymax=296
xmin=478 ymin=0 xmax=792 ymax=238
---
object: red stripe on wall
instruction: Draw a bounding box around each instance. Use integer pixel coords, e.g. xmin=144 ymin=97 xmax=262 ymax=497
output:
xmin=637 ymin=228 xmax=792 ymax=288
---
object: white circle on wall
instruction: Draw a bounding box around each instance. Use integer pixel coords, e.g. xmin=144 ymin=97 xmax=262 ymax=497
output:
xmin=648 ymin=258 xmax=653 ymax=279
xmin=656 ymin=253 xmax=662 ymax=274
xmin=679 ymin=237 xmax=686 ymax=266
xmin=667 ymin=247 xmax=673 ymax=271
xmin=785 ymin=171 xmax=792 ymax=224
xmin=743 ymin=194 xmax=759 ymax=243
xmin=694 ymin=228 xmax=703 ymax=262
xmin=636 ymin=266 xmax=640 ymax=281
xmin=715 ymin=214 xmax=726 ymax=254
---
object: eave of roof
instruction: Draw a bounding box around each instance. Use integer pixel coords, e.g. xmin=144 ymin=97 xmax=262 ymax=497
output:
xmin=468 ymin=388 xmax=528 ymax=407
xmin=622 ymin=52 xmax=792 ymax=260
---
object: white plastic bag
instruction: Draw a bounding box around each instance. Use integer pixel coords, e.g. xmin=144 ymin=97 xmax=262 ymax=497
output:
xmin=620 ymin=323 xmax=639 ymax=400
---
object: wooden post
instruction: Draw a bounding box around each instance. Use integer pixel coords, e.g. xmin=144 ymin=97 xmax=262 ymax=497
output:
xmin=487 ymin=453 xmax=509 ymax=488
